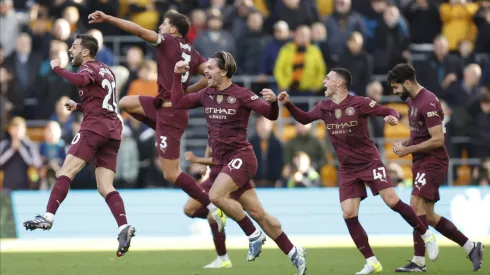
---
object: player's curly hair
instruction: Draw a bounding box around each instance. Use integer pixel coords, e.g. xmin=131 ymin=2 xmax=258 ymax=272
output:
xmin=387 ymin=63 xmax=417 ymax=84
xmin=76 ymin=34 xmax=99 ymax=58
xmin=211 ymin=51 xmax=237 ymax=78
xmin=164 ymin=11 xmax=191 ymax=38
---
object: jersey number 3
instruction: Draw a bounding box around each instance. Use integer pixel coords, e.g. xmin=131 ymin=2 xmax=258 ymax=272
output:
xmin=102 ymin=78 xmax=117 ymax=112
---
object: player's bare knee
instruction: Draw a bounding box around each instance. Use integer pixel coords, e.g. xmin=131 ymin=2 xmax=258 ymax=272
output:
xmin=410 ymin=196 xmax=426 ymax=215
xmin=97 ymin=183 xmax=114 ymax=197
xmin=183 ymin=204 xmax=197 ymax=218
xmin=209 ymin=190 xmax=224 ymax=207
xmin=246 ymin=205 xmax=266 ymax=222
xmin=342 ymin=209 xmax=358 ymax=219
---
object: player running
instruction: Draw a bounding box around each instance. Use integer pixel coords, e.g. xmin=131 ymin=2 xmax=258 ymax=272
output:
xmin=278 ymin=68 xmax=439 ymax=274
xmin=183 ymin=145 xmax=233 ymax=269
xmin=87 ymin=10 xmax=226 ymax=230
xmin=23 ymin=34 xmax=135 ymax=257
xmin=170 ymin=52 xmax=307 ymax=275
xmin=388 ymin=63 xmax=484 ymax=272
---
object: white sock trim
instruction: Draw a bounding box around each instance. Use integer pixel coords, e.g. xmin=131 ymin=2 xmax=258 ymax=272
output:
xmin=287 ymin=246 xmax=297 ymax=259
xmin=207 ymin=204 xmax=217 ymax=212
xmin=421 ymin=230 xmax=431 ymax=239
xmin=218 ymin=254 xmax=229 ymax=262
xmin=43 ymin=212 xmax=55 ymax=222
xmin=412 ymin=256 xmax=425 ymax=266
xmin=248 ymin=229 xmax=261 ymax=239
xmin=463 ymin=240 xmax=474 ymax=254
xmin=366 ymin=256 xmax=378 ymax=263
xmin=118 ymin=224 xmax=129 ymax=233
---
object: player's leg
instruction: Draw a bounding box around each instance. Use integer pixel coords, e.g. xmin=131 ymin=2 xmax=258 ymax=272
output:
xmin=24 ymin=132 xmax=91 ymax=231
xmin=426 ymin=202 xmax=484 ymax=271
xmin=238 ymin=188 xmax=307 ymax=274
xmin=119 ymin=95 xmax=156 ymax=130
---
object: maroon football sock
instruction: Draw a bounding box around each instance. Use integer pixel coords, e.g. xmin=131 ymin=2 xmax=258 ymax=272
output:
xmin=105 ymin=191 xmax=128 ymax=227
xmin=274 ymin=232 xmax=295 ymax=255
xmin=345 ymin=216 xmax=375 ymax=259
xmin=191 ymin=206 xmax=209 ymax=219
xmin=129 ymin=112 xmax=156 ymax=130
xmin=174 ymin=173 xmax=211 ymax=206
xmin=210 ymin=222 xmax=227 ymax=256
xmin=435 ymin=216 xmax=468 ymax=247
xmin=237 ymin=216 xmax=257 ymax=236
xmin=391 ymin=200 xmax=428 ymax=234
xmin=413 ymin=215 xmax=427 ymax=257
xmin=46 ymin=176 xmax=71 ymax=214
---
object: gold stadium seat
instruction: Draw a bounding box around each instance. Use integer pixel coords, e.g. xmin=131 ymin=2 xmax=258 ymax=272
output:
xmin=456 ymin=165 xmax=472 ymax=186
xmin=314 ymin=123 xmax=326 ymax=140
xmin=385 ymin=103 xmax=409 ymax=118
xmin=26 ymin=127 xmax=45 ymax=142
xmin=282 ymin=124 xmax=297 ymax=142
xmin=321 ymin=164 xmax=338 ymax=187
xmin=401 ymin=165 xmax=413 ymax=180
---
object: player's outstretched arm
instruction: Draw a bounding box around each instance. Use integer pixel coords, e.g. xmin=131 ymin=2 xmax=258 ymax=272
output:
xmin=64 ymin=99 xmax=84 ymax=112
xmin=244 ymin=89 xmax=279 ymax=120
xmin=51 ymin=60 xmax=92 ymax=86
xmin=88 ymin=11 xmax=158 ymax=44
xmin=185 ymin=63 xmax=208 ymax=94
xmin=279 ymin=92 xmax=321 ymax=125
xmin=171 ymin=61 xmax=203 ymax=109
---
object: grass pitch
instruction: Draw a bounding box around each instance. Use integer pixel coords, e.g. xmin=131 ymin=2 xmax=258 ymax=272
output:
xmin=1 ymin=247 xmax=487 ymax=275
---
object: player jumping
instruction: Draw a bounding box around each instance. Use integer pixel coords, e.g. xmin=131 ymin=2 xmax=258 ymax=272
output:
xmin=387 ymin=63 xmax=484 ymax=272
xmin=278 ymin=68 xmax=439 ymax=274
xmin=87 ymin=11 xmax=226 ymax=230
xmin=170 ymin=52 xmax=307 ymax=275
xmin=23 ymin=34 xmax=135 ymax=257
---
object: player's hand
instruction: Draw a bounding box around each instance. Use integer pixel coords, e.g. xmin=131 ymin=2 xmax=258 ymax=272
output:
xmin=260 ymin=89 xmax=277 ymax=103
xmin=393 ymin=142 xmax=410 ymax=157
xmin=384 ymin=115 xmax=398 ymax=126
xmin=88 ymin=11 xmax=108 ymax=24
xmin=184 ymin=151 xmax=196 ymax=162
xmin=199 ymin=164 xmax=208 ymax=176
xmin=64 ymin=100 xmax=77 ymax=111
xmin=277 ymin=91 xmax=290 ymax=104
xmin=174 ymin=61 xmax=190 ymax=74
xmin=50 ymin=59 xmax=61 ymax=69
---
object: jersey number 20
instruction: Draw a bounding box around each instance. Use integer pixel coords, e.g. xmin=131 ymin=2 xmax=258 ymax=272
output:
xmin=102 ymin=78 xmax=117 ymax=112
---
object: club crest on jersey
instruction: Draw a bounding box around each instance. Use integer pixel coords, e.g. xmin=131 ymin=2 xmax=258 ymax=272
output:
xmin=346 ymin=107 xmax=355 ymax=116
xmin=335 ymin=109 xmax=342 ymax=119
xmin=227 ymin=96 xmax=236 ymax=104
xmin=217 ymin=95 xmax=223 ymax=104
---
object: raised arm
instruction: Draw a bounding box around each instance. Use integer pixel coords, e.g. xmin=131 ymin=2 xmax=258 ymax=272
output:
xmin=53 ymin=67 xmax=93 ymax=87
xmin=279 ymin=91 xmax=323 ymax=124
xmin=359 ymin=97 xmax=400 ymax=118
xmin=185 ymin=63 xmax=208 ymax=94
xmin=88 ymin=11 xmax=159 ymax=44
xmin=171 ymin=63 xmax=203 ymax=109
xmin=243 ymin=89 xmax=279 ymax=120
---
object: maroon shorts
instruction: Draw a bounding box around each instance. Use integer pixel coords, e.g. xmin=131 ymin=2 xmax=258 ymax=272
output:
xmin=200 ymin=165 xmax=254 ymax=200
xmin=139 ymin=96 xmax=189 ymax=159
xmin=221 ymin=148 xmax=258 ymax=188
xmin=67 ymin=130 xmax=120 ymax=172
xmin=411 ymin=165 xmax=447 ymax=202
xmin=339 ymin=161 xmax=394 ymax=202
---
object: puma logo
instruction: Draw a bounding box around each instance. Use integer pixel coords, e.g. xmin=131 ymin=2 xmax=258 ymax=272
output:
xmin=430 ymin=103 xmax=436 ymax=107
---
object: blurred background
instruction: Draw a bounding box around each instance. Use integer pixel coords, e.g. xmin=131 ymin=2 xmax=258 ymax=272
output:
xmin=1 ymin=0 xmax=490 ymax=193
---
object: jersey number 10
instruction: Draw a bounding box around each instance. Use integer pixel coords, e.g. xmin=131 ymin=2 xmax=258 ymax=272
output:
xmin=102 ymin=78 xmax=117 ymax=112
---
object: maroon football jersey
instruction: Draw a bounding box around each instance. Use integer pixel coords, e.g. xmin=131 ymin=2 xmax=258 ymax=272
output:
xmin=77 ymin=61 xmax=122 ymax=140
xmin=286 ymin=95 xmax=399 ymax=171
xmin=155 ymin=34 xmax=206 ymax=101
xmin=407 ymin=88 xmax=449 ymax=167
xmin=171 ymin=79 xmax=279 ymax=166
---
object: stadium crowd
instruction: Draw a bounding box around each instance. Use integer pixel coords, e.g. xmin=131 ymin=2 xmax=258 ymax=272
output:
xmin=1 ymin=0 xmax=490 ymax=191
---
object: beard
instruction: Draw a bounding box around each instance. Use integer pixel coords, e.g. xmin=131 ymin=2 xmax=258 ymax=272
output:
xmin=71 ymin=54 xmax=82 ymax=67
xmin=399 ymin=86 xmax=410 ymax=101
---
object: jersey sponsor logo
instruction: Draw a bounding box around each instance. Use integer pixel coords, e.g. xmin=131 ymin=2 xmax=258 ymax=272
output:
xmin=205 ymin=107 xmax=236 ymax=120
xmin=227 ymin=96 xmax=236 ymax=104
xmin=335 ymin=109 xmax=342 ymax=119
xmin=427 ymin=111 xmax=440 ymax=117
xmin=368 ymin=99 xmax=376 ymax=108
xmin=217 ymin=95 xmax=223 ymax=104
xmin=250 ymin=95 xmax=259 ymax=101
xmin=346 ymin=107 xmax=355 ymax=116
xmin=326 ymin=121 xmax=358 ymax=134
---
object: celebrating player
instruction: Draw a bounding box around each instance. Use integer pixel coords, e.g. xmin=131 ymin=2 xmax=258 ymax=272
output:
xmin=87 ymin=10 xmax=226 ymax=229
xmin=387 ymin=63 xmax=484 ymax=272
xmin=278 ymin=68 xmax=439 ymax=274
xmin=183 ymin=145 xmax=232 ymax=269
xmin=170 ymin=52 xmax=307 ymax=275
xmin=23 ymin=34 xmax=135 ymax=257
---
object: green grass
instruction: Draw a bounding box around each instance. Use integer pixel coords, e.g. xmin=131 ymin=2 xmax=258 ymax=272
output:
xmin=1 ymin=247 xmax=487 ymax=275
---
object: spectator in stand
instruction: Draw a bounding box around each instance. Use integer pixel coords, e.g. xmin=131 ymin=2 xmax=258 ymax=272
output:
xmin=0 ymin=0 xmax=29 ymax=57
xmin=324 ymin=0 xmax=366 ymax=57
xmin=336 ymin=31 xmax=372 ymax=96
xmin=39 ymin=40 xmax=69 ymax=77
xmin=373 ymin=4 xmax=410 ymax=74
xmin=417 ymin=35 xmax=464 ymax=97
xmin=126 ymin=60 xmax=158 ymax=98
xmin=467 ymin=93 xmax=490 ymax=159
xmin=194 ymin=8 xmax=236 ymax=59
xmin=0 ymin=117 xmax=42 ymax=190
xmin=258 ymin=20 xmax=290 ymax=78
xmin=403 ymin=0 xmax=442 ymax=44
xmin=283 ymin=122 xmax=327 ymax=172
xmin=0 ymin=45 xmax=20 ymax=120
xmin=38 ymin=121 xmax=66 ymax=190
xmin=474 ymin=3 xmax=490 ymax=53
xmin=187 ymin=9 xmax=207 ymax=44
xmin=387 ymin=162 xmax=412 ymax=188
xmin=439 ymin=0 xmax=479 ymax=51
xmin=50 ymin=96 xmax=76 ymax=145
xmin=120 ymin=46 xmax=144 ymax=99
xmin=4 ymin=33 xmax=42 ymax=109
xmin=443 ymin=63 xmax=482 ymax=110
xmin=311 ymin=22 xmax=334 ymax=70
xmin=223 ymin=0 xmax=257 ymax=41
xmin=32 ymin=18 xmax=72 ymax=59
xmin=458 ymin=39 xmax=477 ymax=66
xmin=87 ymin=29 xmax=114 ymax=66
xmin=285 ymin=151 xmax=320 ymax=188
xmin=250 ymin=116 xmax=283 ymax=188
xmin=115 ymin=123 xmax=140 ymax=188
xmin=127 ymin=0 xmax=159 ymax=31
xmin=439 ymin=99 xmax=461 ymax=164
xmin=237 ymin=11 xmax=271 ymax=75
xmin=63 ymin=6 xmax=85 ymax=38
xmin=274 ymin=25 xmax=325 ymax=97
xmin=269 ymin=0 xmax=321 ymax=32
xmin=472 ymin=158 xmax=490 ymax=186
xmin=88 ymin=0 xmax=120 ymax=35
xmin=366 ymin=81 xmax=385 ymax=140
